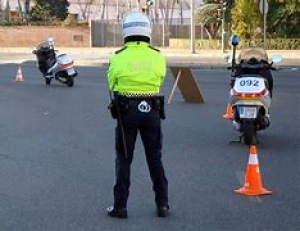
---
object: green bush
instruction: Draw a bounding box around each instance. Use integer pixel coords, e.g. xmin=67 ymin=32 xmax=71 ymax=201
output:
xmin=0 ymin=20 xmax=24 ymax=26
xmin=193 ymin=38 xmax=300 ymax=50
xmin=0 ymin=20 xmax=88 ymax=27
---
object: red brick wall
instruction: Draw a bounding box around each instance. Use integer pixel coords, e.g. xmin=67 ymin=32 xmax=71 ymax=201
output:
xmin=0 ymin=26 xmax=90 ymax=47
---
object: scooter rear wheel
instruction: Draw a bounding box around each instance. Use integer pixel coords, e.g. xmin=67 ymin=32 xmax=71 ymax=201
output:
xmin=66 ymin=76 xmax=74 ymax=87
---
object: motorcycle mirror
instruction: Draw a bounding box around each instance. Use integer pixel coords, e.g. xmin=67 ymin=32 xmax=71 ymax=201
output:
xmin=271 ymin=55 xmax=283 ymax=63
xmin=231 ymin=35 xmax=239 ymax=46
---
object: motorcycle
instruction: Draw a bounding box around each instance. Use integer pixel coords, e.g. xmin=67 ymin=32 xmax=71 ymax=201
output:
xmin=32 ymin=37 xmax=77 ymax=87
xmin=224 ymin=36 xmax=282 ymax=145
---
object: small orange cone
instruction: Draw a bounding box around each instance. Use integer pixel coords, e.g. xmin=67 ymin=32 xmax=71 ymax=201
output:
xmin=235 ymin=145 xmax=272 ymax=196
xmin=15 ymin=65 xmax=25 ymax=82
xmin=223 ymin=103 xmax=233 ymax=119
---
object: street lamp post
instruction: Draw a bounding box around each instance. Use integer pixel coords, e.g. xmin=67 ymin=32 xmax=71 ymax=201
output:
xmin=220 ymin=0 xmax=229 ymax=53
xmin=162 ymin=9 xmax=166 ymax=47
xmin=146 ymin=0 xmax=154 ymax=15
xmin=259 ymin=0 xmax=269 ymax=49
xmin=221 ymin=2 xmax=226 ymax=53
xmin=190 ymin=0 xmax=195 ymax=54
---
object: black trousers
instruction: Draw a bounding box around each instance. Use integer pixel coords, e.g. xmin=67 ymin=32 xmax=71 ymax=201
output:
xmin=113 ymin=98 xmax=168 ymax=209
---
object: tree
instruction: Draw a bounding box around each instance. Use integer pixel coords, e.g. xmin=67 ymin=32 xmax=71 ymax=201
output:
xmin=268 ymin=0 xmax=300 ymax=37
xmin=195 ymin=1 xmax=223 ymax=39
xmin=24 ymin=0 xmax=30 ymax=14
xmin=158 ymin=0 xmax=176 ymax=25
xmin=31 ymin=0 xmax=69 ymax=21
xmin=231 ymin=0 xmax=262 ymax=41
xmin=17 ymin=0 xmax=23 ymax=20
xmin=98 ymin=0 xmax=108 ymax=20
xmin=72 ymin=0 xmax=98 ymax=20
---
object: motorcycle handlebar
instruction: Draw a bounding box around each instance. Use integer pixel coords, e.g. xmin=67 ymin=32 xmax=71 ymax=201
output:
xmin=228 ymin=61 xmax=277 ymax=71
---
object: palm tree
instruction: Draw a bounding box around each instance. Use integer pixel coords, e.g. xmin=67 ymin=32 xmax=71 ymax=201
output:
xmin=195 ymin=2 xmax=222 ymax=39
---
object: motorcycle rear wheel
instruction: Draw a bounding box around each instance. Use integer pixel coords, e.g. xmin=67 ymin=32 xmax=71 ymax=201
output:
xmin=242 ymin=121 xmax=257 ymax=145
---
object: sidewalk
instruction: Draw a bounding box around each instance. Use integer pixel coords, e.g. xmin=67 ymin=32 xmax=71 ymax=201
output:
xmin=0 ymin=47 xmax=299 ymax=68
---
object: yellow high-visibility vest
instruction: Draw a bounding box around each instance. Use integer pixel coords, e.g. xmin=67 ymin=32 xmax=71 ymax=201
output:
xmin=107 ymin=41 xmax=166 ymax=94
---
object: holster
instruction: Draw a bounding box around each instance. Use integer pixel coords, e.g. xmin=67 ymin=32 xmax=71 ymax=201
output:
xmin=108 ymin=96 xmax=130 ymax=119
xmin=108 ymin=99 xmax=118 ymax=119
xmin=153 ymin=96 xmax=166 ymax=120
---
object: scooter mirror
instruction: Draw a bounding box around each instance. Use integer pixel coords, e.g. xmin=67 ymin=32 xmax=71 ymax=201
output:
xmin=271 ymin=55 xmax=283 ymax=63
xmin=231 ymin=35 xmax=239 ymax=46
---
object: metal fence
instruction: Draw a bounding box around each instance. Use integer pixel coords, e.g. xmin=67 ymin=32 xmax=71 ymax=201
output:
xmin=90 ymin=18 xmax=212 ymax=47
xmin=90 ymin=19 xmax=300 ymax=49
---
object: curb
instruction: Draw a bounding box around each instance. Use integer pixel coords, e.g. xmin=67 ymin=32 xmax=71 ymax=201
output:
xmin=2 ymin=59 xmax=297 ymax=70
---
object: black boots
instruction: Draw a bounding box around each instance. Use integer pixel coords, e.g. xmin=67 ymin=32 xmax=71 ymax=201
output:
xmin=106 ymin=205 xmax=170 ymax=218
xmin=107 ymin=206 xmax=128 ymax=219
xmin=157 ymin=205 xmax=170 ymax=217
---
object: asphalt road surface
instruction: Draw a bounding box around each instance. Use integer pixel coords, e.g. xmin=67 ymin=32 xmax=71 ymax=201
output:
xmin=0 ymin=63 xmax=299 ymax=231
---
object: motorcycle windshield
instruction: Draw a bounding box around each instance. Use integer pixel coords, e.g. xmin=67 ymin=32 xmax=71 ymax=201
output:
xmin=238 ymin=47 xmax=268 ymax=62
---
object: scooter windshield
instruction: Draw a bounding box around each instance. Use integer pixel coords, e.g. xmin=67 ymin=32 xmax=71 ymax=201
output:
xmin=238 ymin=47 xmax=268 ymax=62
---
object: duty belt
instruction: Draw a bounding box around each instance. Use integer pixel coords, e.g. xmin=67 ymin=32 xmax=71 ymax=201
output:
xmin=118 ymin=92 xmax=159 ymax=98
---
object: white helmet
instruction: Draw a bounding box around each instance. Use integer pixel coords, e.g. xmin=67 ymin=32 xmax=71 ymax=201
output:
xmin=122 ymin=12 xmax=152 ymax=39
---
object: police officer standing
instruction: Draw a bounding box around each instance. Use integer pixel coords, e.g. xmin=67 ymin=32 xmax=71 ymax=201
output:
xmin=106 ymin=12 xmax=169 ymax=218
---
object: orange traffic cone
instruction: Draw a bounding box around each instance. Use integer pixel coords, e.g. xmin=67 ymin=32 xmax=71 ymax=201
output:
xmin=234 ymin=145 xmax=272 ymax=196
xmin=223 ymin=103 xmax=233 ymax=119
xmin=15 ymin=65 xmax=25 ymax=82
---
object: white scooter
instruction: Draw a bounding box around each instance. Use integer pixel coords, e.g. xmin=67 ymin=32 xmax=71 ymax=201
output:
xmin=32 ymin=37 xmax=77 ymax=87
xmin=225 ymin=36 xmax=282 ymax=145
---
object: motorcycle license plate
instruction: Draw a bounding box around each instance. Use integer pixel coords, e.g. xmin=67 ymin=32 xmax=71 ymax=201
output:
xmin=67 ymin=68 xmax=76 ymax=75
xmin=239 ymin=107 xmax=257 ymax=118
